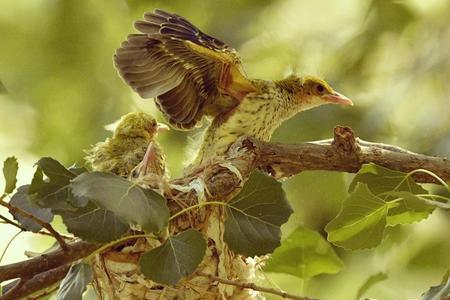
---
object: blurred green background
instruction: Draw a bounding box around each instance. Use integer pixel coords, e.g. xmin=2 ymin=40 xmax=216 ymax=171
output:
xmin=0 ymin=0 xmax=449 ymax=299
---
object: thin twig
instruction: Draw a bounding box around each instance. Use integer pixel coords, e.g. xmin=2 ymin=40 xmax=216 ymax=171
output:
xmin=197 ymin=272 xmax=316 ymax=300
xmin=28 ymin=285 xmax=60 ymax=300
xmin=0 ymin=198 xmax=69 ymax=251
xmin=0 ymin=214 xmax=73 ymax=240
xmin=0 ymin=230 xmax=22 ymax=263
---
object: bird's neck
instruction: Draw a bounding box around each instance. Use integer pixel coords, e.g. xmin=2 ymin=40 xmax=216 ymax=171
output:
xmin=189 ymin=80 xmax=318 ymax=167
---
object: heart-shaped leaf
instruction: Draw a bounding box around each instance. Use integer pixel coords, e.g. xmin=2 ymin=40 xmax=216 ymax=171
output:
xmin=71 ymin=172 xmax=169 ymax=233
xmin=139 ymin=229 xmax=206 ymax=285
xmin=326 ymin=183 xmax=388 ymax=250
xmin=224 ymin=171 xmax=293 ymax=256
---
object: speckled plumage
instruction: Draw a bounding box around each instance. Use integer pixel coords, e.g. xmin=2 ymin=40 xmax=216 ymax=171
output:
xmin=85 ymin=112 xmax=166 ymax=177
xmin=193 ymin=77 xmax=346 ymax=165
xmin=114 ymin=10 xmax=352 ymax=168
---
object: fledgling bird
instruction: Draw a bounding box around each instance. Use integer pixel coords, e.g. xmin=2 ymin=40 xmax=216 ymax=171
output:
xmin=85 ymin=112 xmax=168 ymax=177
xmin=114 ymin=9 xmax=353 ymax=167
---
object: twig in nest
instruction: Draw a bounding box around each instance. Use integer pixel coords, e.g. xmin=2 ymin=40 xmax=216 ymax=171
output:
xmin=197 ymin=271 xmax=317 ymax=300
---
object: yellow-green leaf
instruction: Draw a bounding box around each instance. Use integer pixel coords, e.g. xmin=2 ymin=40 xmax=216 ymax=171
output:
xmin=325 ymin=183 xmax=388 ymax=250
xmin=264 ymin=226 xmax=343 ymax=279
xmin=3 ymin=156 xmax=18 ymax=194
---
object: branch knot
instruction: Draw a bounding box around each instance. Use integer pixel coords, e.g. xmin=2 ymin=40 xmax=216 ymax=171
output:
xmin=332 ymin=126 xmax=361 ymax=157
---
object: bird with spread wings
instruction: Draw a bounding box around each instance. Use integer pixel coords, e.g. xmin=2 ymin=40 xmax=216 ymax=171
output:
xmin=114 ymin=9 xmax=353 ymax=167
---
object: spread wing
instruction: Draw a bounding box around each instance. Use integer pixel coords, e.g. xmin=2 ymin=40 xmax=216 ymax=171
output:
xmin=114 ymin=9 xmax=257 ymax=129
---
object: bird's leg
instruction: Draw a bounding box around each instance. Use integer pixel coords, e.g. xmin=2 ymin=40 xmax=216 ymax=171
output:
xmin=139 ymin=141 xmax=156 ymax=176
xmin=129 ymin=143 xmax=155 ymax=182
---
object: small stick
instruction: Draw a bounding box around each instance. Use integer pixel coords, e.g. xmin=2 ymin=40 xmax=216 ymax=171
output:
xmin=197 ymin=271 xmax=316 ymax=300
xmin=0 ymin=197 xmax=69 ymax=251
xmin=0 ymin=214 xmax=73 ymax=240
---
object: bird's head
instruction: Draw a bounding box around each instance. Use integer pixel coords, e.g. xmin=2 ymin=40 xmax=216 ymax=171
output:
xmin=113 ymin=112 xmax=169 ymax=140
xmin=278 ymin=75 xmax=353 ymax=110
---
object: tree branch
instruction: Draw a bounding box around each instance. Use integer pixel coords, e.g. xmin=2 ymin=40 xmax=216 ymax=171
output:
xmin=197 ymin=271 xmax=316 ymax=300
xmin=169 ymin=126 xmax=450 ymax=209
xmin=0 ymin=240 xmax=98 ymax=282
xmin=0 ymin=264 xmax=70 ymax=300
xmin=254 ymin=126 xmax=450 ymax=183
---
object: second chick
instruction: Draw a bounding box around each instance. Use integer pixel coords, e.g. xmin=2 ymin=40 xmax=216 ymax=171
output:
xmin=85 ymin=112 xmax=168 ymax=177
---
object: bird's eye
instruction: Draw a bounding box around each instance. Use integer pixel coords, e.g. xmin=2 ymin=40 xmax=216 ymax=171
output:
xmin=316 ymin=84 xmax=324 ymax=93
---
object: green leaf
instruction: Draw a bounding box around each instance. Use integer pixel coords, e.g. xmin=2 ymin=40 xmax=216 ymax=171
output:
xmin=384 ymin=191 xmax=434 ymax=226
xmin=420 ymin=277 xmax=450 ymax=300
xmin=3 ymin=157 xmax=18 ymax=194
xmin=29 ymin=166 xmax=44 ymax=195
xmin=37 ymin=157 xmax=77 ymax=185
xmin=68 ymin=166 xmax=88 ymax=176
xmin=28 ymin=158 xmax=81 ymax=210
xmin=356 ymin=272 xmax=388 ymax=299
xmin=264 ymin=226 xmax=343 ymax=279
xmin=56 ymin=263 xmax=92 ymax=300
xmin=71 ymin=172 xmax=169 ymax=233
xmin=139 ymin=229 xmax=206 ymax=285
xmin=224 ymin=171 xmax=293 ymax=256
xmin=9 ymin=185 xmax=53 ymax=232
xmin=57 ymin=201 xmax=129 ymax=243
xmin=325 ymin=183 xmax=388 ymax=250
xmin=349 ymin=163 xmax=428 ymax=196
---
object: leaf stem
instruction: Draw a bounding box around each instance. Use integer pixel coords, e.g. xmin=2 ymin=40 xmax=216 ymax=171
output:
xmin=168 ymin=201 xmax=228 ymax=221
xmin=0 ymin=230 xmax=22 ymax=263
xmin=85 ymin=201 xmax=228 ymax=261
xmin=0 ymin=214 xmax=74 ymax=240
xmin=416 ymin=194 xmax=450 ymax=202
xmin=197 ymin=271 xmax=316 ymax=300
xmin=0 ymin=197 xmax=69 ymax=251
xmin=406 ymin=169 xmax=449 ymax=191
xmin=84 ymin=233 xmax=155 ymax=261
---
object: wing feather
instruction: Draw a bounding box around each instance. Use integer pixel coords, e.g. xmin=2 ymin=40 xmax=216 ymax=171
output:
xmin=114 ymin=9 xmax=257 ymax=129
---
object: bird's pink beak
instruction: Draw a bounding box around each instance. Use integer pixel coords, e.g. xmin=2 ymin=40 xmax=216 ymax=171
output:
xmin=324 ymin=92 xmax=353 ymax=106
xmin=139 ymin=142 xmax=157 ymax=176
xmin=156 ymin=123 xmax=170 ymax=133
